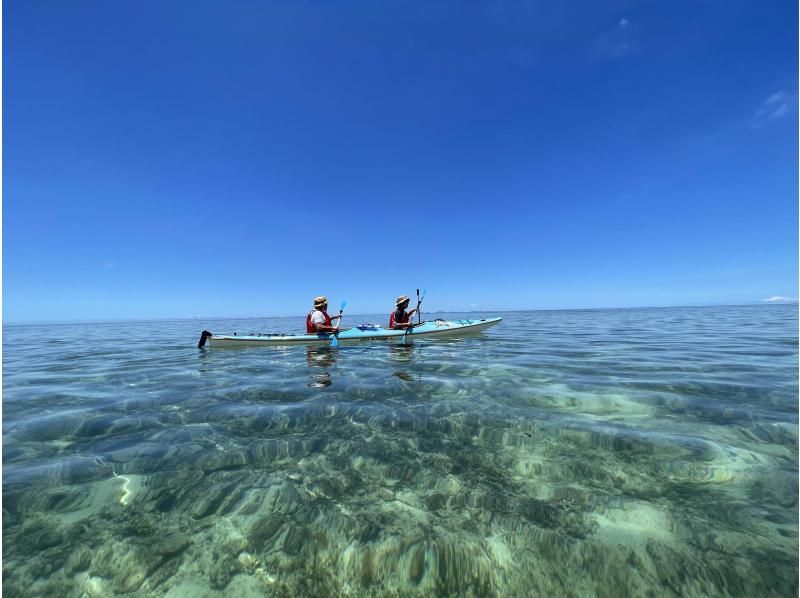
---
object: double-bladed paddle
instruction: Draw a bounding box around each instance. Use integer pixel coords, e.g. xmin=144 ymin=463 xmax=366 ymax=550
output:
xmin=331 ymin=300 xmax=346 ymax=347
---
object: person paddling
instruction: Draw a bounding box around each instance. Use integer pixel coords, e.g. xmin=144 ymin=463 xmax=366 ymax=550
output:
xmin=307 ymin=296 xmax=341 ymax=334
xmin=389 ymin=295 xmax=418 ymax=330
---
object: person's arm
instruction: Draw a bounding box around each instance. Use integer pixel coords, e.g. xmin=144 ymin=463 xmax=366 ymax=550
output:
xmin=311 ymin=313 xmax=339 ymax=333
xmin=324 ymin=313 xmax=342 ymax=330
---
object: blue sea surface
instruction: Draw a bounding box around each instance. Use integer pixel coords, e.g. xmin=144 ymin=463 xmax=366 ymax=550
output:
xmin=3 ymin=305 xmax=798 ymax=596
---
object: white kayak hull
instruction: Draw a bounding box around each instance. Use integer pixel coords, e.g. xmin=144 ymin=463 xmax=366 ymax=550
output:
xmin=199 ymin=317 xmax=502 ymax=348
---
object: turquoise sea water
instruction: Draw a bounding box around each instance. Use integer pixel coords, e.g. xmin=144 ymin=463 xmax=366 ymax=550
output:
xmin=3 ymin=305 xmax=798 ymax=596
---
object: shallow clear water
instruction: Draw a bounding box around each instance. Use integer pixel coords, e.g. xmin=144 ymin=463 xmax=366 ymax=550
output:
xmin=3 ymin=305 xmax=798 ymax=597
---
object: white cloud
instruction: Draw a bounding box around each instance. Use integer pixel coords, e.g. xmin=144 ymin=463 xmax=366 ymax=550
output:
xmin=763 ymin=296 xmax=798 ymax=303
xmin=595 ymin=17 xmax=637 ymax=58
xmin=770 ymin=102 xmax=789 ymax=118
xmin=753 ymin=91 xmax=795 ymax=125
xmin=764 ymin=91 xmax=786 ymax=105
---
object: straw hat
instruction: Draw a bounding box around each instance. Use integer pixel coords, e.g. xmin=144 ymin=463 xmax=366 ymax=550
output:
xmin=396 ymin=295 xmax=410 ymax=307
xmin=314 ymin=296 xmax=328 ymax=307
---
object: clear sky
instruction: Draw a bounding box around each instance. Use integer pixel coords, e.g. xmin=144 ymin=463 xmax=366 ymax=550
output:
xmin=4 ymin=1 xmax=798 ymax=322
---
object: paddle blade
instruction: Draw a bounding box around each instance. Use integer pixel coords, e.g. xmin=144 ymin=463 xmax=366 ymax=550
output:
xmin=340 ymin=301 xmax=347 ymax=311
xmin=331 ymin=334 xmax=338 ymax=347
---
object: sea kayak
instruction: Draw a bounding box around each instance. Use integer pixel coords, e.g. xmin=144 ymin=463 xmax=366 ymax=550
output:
xmin=198 ymin=317 xmax=502 ymax=348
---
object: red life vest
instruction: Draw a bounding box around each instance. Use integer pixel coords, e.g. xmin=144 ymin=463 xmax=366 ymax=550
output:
xmin=389 ymin=309 xmax=410 ymax=328
xmin=307 ymin=310 xmax=332 ymax=333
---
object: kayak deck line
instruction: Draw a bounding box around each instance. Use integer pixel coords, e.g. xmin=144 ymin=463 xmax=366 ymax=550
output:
xmin=197 ymin=317 xmax=502 ymax=348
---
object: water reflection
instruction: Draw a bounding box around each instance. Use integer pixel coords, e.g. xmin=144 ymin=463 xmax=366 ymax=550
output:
xmin=388 ymin=343 xmax=415 ymax=362
xmin=306 ymin=346 xmax=337 ymax=387
xmin=389 ymin=343 xmax=421 ymax=382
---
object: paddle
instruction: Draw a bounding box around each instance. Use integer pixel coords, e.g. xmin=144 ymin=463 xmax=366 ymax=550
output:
xmin=331 ymin=300 xmax=346 ymax=347
xmin=402 ymin=321 xmax=421 ymax=344
xmin=415 ymin=288 xmax=426 ymax=324
xmin=403 ymin=290 xmax=426 ymax=344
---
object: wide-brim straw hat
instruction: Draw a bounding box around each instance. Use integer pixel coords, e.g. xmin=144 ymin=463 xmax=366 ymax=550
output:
xmin=314 ymin=296 xmax=328 ymax=307
xmin=396 ymin=295 xmax=410 ymax=306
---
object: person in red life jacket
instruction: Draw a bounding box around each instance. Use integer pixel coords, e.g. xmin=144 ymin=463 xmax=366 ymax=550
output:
xmin=306 ymin=296 xmax=341 ymax=334
xmin=389 ymin=295 xmax=418 ymax=329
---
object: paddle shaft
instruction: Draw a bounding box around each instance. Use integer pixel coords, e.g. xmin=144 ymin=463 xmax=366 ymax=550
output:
xmin=402 ymin=321 xmax=421 ymax=343
xmin=331 ymin=301 xmax=346 ymax=346
xmin=415 ymin=289 xmax=426 ymax=324
xmin=404 ymin=290 xmax=425 ymax=343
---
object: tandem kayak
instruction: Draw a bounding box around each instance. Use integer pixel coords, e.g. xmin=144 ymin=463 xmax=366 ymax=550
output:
xmin=198 ymin=317 xmax=502 ymax=348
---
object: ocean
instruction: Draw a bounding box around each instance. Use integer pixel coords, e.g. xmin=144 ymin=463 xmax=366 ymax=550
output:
xmin=3 ymin=304 xmax=797 ymax=596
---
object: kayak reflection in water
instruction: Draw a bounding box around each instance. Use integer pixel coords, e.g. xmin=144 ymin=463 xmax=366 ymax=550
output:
xmin=306 ymin=346 xmax=336 ymax=388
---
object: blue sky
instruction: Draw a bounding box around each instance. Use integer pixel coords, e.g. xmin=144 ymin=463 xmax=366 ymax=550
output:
xmin=4 ymin=1 xmax=797 ymax=322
